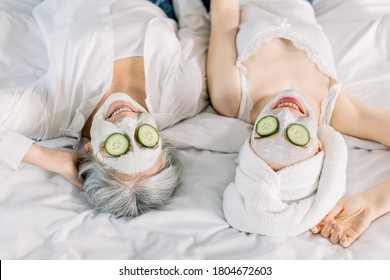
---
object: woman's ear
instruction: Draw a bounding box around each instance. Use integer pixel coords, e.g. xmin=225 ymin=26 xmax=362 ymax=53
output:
xmin=83 ymin=142 xmax=92 ymax=153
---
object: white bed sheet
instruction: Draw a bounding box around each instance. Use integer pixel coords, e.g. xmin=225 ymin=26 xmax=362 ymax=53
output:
xmin=1 ymin=0 xmax=390 ymax=260
xmin=1 ymin=107 xmax=390 ymax=260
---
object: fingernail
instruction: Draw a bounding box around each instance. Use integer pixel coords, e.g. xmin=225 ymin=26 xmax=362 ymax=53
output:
xmin=312 ymin=226 xmax=319 ymax=233
xmin=340 ymin=235 xmax=347 ymax=246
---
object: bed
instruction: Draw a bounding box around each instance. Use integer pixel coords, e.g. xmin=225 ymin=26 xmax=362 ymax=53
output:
xmin=1 ymin=0 xmax=390 ymax=260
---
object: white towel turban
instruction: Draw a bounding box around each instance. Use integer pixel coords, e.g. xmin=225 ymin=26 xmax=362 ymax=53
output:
xmin=223 ymin=124 xmax=347 ymax=236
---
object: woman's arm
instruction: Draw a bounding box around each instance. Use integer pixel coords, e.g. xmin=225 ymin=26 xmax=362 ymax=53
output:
xmin=22 ymin=143 xmax=83 ymax=188
xmin=331 ymin=91 xmax=390 ymax=147
xmin=311 ymin=179 xmax=390 ymax=247
xmin=207 ymin=0 xmax=241 ymax=117
xmin=325 ymin=92 xmax=390 ymax=247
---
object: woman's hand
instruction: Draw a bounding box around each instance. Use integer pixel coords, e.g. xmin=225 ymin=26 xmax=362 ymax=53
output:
xmin=310 ymin=195 xmax=377 ymax=247
xmin=56 ymin=150 xmax=83 ymax=189
xmin=22 ymin=144 xmax=83 ymax=188
xmin=311 ymin=178 xmax=390 ymax=248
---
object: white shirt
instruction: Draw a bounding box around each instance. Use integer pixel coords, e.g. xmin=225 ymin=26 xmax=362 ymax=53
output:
xmin=0 ymin=0 xmax=209 ymax=169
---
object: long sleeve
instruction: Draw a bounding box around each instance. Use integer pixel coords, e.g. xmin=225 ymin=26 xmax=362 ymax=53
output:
xmin=0 ymin=125 xmax=34 ymax=170
xmin=0 ymin=3 xmax=42 ymax=170
xmin=144 ymin=0 xmax=210 ymax=130
xmin=172 ymin=0 xmax=210 ymax=60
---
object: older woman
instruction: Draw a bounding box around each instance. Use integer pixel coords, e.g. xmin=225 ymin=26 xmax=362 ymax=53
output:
xmin=207 ymin=0 xmax=390 ymax=245
xmin=0 ymin=0 xmax=209 ymax=217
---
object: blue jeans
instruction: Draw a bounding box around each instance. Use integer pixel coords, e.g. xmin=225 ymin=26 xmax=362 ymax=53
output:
xmin=149 ymin=0 xmax=209 ymax=19
xmin=149 ymin=0 xmax=313 ymax=20
xmin=201 ymin=0 xmax=313 ymax=11
xmin=148 ymin=0 xmax=176 ymax=19
xmin=200 ymin=0 xmax=313 ymax=10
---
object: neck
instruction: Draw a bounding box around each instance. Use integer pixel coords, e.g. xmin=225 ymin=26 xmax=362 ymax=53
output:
xmin=81 ymin=57 xmax=146 ymax=139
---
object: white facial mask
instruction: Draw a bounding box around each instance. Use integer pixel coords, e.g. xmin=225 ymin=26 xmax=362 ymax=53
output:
xmin=250 ymin=89 xmax=319 ymax=167
xmin=90 ymin=92 xmax=162 ymax=175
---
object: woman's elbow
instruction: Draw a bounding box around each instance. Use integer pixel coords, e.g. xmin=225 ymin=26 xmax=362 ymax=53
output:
xmin=208 ymin=88 xmax=239 ymax=118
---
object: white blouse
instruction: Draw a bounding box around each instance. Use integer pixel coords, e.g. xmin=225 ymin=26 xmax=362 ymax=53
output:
xmin=0 ymin=0 xmax=209 ymax=169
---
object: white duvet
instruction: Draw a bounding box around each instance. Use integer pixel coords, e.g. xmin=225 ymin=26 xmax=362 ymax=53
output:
xmin=1 ymin=0 xmax=390 ymax=259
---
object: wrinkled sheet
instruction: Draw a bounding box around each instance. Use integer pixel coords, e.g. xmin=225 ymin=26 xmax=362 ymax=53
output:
xmin=1 ymin=108 xmax=390 ymax=259
xmin=1 ymin=0 xmax=390 ymax=259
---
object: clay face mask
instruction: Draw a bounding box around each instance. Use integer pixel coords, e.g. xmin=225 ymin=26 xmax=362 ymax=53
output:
xmin=250 ymin=89 xmax=319 ymax=168
xmin=90 ymin=92 xmax=161 ymax=174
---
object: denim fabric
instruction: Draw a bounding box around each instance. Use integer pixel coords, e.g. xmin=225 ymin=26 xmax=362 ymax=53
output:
xmin=201 ymin=0 xmax=312 ymax=11
xmin=148 ymin=0 xmax=175 ymax=19
xmin=148 ymin=0 xmax=313 ymax=20
xmin=202 ymin=0 xmax=210 ymax=11
xmin=148 ymin=0 xmax=211 ymax=19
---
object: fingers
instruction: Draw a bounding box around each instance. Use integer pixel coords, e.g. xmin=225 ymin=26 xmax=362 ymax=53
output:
xmin=311 ymin=199 xmax=345 ymax=234
xmin=310 ymin=226 xmax=319 ymax=234
xmin=315 ymin=219 xmax=356 ymax=247
xmin=311 ymin=220 xmax=325 ymax=234
xmin=320 ymin=219 xmax=341 ymax=241
xmin=329 ymin=223 xmax=343 ymax=244
xmin=310 ymin=217 xmax=329 ymax=234
xmin=340 ymin=234 xmax=357 ymax=248
xmin=320 ymin=219 xmax=336 ymax=238
xmin=326 ymin=199 xmax=345 ymax=220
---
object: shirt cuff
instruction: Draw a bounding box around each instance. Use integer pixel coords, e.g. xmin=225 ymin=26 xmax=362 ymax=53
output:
xmin=0 ymin=128 xmax=34 ymax=170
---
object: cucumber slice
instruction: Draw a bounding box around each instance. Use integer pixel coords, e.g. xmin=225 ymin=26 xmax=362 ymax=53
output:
xmin=286 ymin=124 xmax=310 ymax=147
xmin=136 ymin=124 xmax=160 ymax=148
xmin=104 ymin=133 xmax=130 ymax=157
xmin=255 ymin=115 xmax=279 ymax=137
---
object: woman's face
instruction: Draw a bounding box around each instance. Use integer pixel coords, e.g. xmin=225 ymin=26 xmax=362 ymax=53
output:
xmin=250 ymin=89 xmax=321 ymax=170
xmin=90 ymin=92 xmax=162 ymax=175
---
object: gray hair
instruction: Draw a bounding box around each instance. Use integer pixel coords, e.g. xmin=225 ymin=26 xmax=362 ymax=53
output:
xmin=77 ymin=143 xmax=181 ymax=217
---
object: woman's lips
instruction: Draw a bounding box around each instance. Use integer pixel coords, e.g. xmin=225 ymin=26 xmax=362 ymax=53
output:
xmin=273 ymin=97 xmax=305 ymax=114
xmin=106 ymin=102 xmax=139 ymax=120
